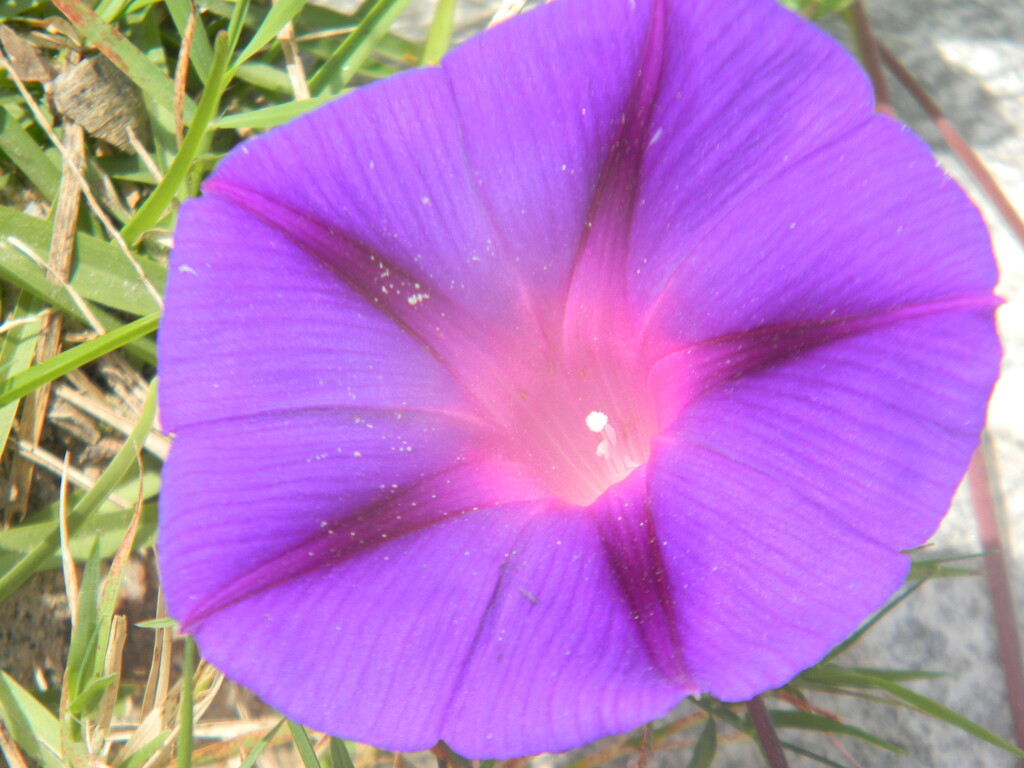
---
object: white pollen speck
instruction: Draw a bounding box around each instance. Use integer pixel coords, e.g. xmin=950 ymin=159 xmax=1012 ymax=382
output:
xmin=421 ymin=196 xmax=431 ymax=205
xmin=789 ymin=222 xmax=796 ymax=230
xmin=581 ymin=107 xmax=587 ymax=116
xmin=407 ymin=292 xmax=430 ymax=306
xmin=648 ymin=127 xmax=663 ymax=146
xmin=586 ymin=411 xmax=609 ymax=433
xmin=353 ymin=451 xmax=362 ymax=458
xmin=178 ymin=264 xmax=198 ymax=275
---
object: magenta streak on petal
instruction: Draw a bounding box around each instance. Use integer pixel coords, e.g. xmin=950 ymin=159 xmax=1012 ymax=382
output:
xmin=494 ymin=0 xmax=668 ymax=506
xmin=200 ymin=180 xmax=647 ymax=506
xmin=648 ymin=293 xmax=1002 ymax=429
xmin=562 ymin=0 xmax=666 ymax=344
xmin=177 ymin=461 xmax=547 ymax=631
xmin=201 ymin=179 xmax=499 ymax=369
xmin=592 ymin=469 xmax=687 ymax=685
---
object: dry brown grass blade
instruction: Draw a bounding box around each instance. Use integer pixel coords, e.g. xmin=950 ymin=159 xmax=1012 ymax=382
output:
xmin=56 ymin=384 xmax=171 ymax=460
xmin=5 ymin=115 xmax=84 ymax=523
xmin=173 ymin=3 xmax=195 ymax=142
xmin=275 ymin=0 xmax=310 ymax=100
xmin=59 ymin=451 xmax=80 ymax=621
xmin=0 ymin=721 xmax=31 ymax=768
xmin=179 ymin=718 xmax=291 ymax=765
xmin=96 ymin=615 xmax=128 ymax=743
xmin=14 ymin=438 xmax=133 ymax=508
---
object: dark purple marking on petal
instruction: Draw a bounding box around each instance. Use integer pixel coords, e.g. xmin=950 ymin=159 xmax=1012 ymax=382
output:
xmin=562 ymin=0 xmax=666 ymax=344
xmin=592 ymin=469 xmax=687 ymax=686
xmin=176 ymin=458 xmax=546 ymax=631
xmin=649 ymin=293 xmax=1001 ymax=428
xmin=202 ymin=180 xmax=492 ymax=365
xmin=627 ymin=0 xmax=877 ymax=312
xmin=637 ymin=117 xmax=999 ymax=348
xmin=441 ymin=506 xmax=687 ymax=757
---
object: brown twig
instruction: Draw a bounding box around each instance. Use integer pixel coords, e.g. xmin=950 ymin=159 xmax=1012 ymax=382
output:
xmin=747 ymin=696 xmax=789 ymax=768
xmin=968 ymin=436 xmax=1024 ymax=765
xmin=844 ymin=2 xmax=893 ymax=116
xmin=877 ymin=42 xmax=1024 ymax=251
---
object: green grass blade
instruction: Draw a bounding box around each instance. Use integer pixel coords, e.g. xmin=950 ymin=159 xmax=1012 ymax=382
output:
xmin=803 ymin=665 xmax=1024 ymax=756
xmin=177 ymin=636 xmax=197 ymax=768
xmin=0 ymin=205 xmax=166 ymax=317
xmin=230 ymin=0 xmax=307 ymax=71
xmin=0 ymin=291 xmax=42 ymax=455
xmin=686 ymin=715 xmax=716 ymax=768
xmin=164 ymin=0 xmax=214 ymax=82
xmin=0 ymin=379 xmax=158 ymax=602
xmin=860 ymin=673 xmax=1024 ymax=756
xmin=237 ymin=720 xmax=286 ymax=768
xmin=225 ymin=0 xmax=252 ymax=56
xmin=0 ymin=502 xmax=159 ymax=572
xmin=0 ymin=106 xmax=61 ymax=201
xmin=50 ymin=0 xmax=196 ymax=122
xmin=308 ymin=0 xmax=414 ymax=96
xmin=0 ymin=313 xmax=159 ymax=408
xmin=0 ymin=671 xmax=63 ymax=768
xmin=0 ymin=0 xmax=45 ymax=22
xmin=769 ymin=710 xmax=905 ymax=753
xmin=286 ymin=720 xmax=322 ymax=768
xmin=121 ymin=30 xmax=231 ymax=244
xmin=65 ymin=537 xmax=103 ymax=700
xmin=116 ymin=731 xmax=171 ymax=768
xmin=68 ymin=673 xmax=118 ymax=716
xmin=421 ymin=0 xmax=454 ymax=65
xmin=328 ymin=738 xmax=355 ymax=768
xmin=694 ymin=699 xmax=849 ymax=768
xmin=213 ymin=93 xmax=335 ymax=129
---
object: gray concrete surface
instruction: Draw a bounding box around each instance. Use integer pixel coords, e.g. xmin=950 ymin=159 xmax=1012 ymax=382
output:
xmin=330 ymin=0 xmax=1024 ymax=764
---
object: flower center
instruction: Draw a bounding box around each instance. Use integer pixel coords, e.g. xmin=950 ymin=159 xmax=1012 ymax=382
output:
xmin=483 ymin=341 xmax=656 ymax=508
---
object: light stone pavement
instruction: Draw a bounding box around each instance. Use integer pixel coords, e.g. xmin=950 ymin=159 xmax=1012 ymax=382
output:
xmin=326 ymin=0 xmax=1024 ymax=764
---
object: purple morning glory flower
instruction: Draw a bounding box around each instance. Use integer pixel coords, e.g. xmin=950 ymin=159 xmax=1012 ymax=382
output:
xmin=158 ymin=0 xmax=1001 ymax=758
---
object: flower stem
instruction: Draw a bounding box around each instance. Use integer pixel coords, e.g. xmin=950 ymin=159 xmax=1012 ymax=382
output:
xmin=843 ymin=1 xmax=894 ymax=116
xmin=747 ymin=696 xmax=789 ymax=768
xmin=968 ymin=436 xmax=1024 ymax=763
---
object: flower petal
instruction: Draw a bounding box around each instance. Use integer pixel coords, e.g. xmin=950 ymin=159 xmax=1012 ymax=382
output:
xmin=199 ymin=67 xmax=524 ymax=325
xmin=442 ymin=0 xmax=657 ymax=301
xmin=445 ymin=500 xmax=685 ymax=758
xmin=628 ymin=0 xmax=875 ymax=309
xmin=640 ymin=117 xmax=997 ymax=348
xmin=161 ymin=410 xmax=549 ymax=752
xmin=183 ymin=506 xmax=532 ymax=753
xmin=160 ymin=197 xmax=458 ymax=432
xmin=161 ymin=411 xmax=682 ymax=757
xmin=160 ymin=408 xmax=488 ymax=620
xmin=648 ymin=307 xmax=1000 ymax=700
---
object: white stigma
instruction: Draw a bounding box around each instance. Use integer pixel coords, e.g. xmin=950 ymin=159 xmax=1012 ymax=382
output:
xmin=586 ymin=411 xmax=609 ymax=433
xmin=588 ymin=410 xmax=638 ymax=481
